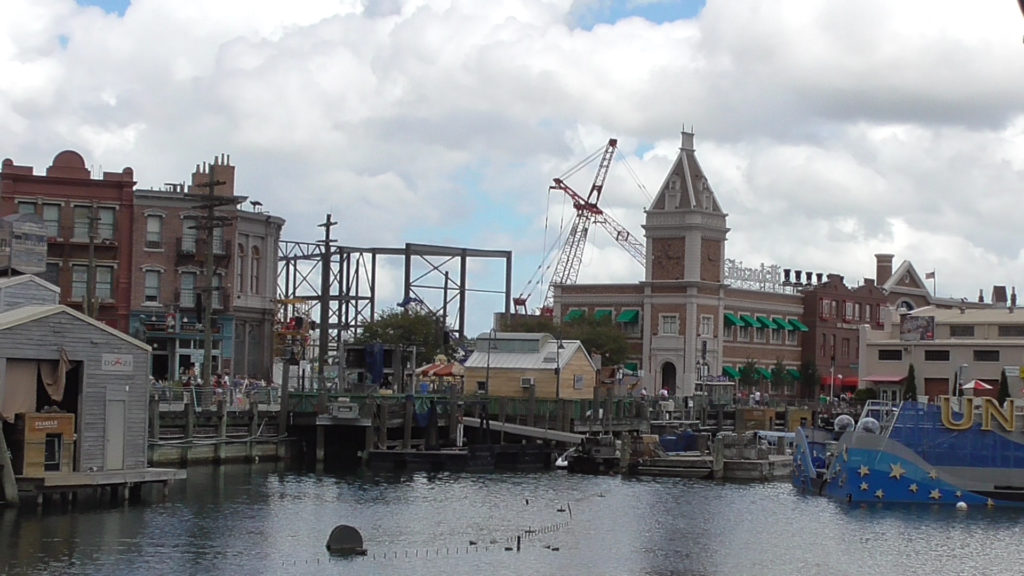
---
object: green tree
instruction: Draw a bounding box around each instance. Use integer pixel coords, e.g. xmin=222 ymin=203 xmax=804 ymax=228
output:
xmin=798 ymin=361 xmax=819 ymax=400
xmin=739 ymin=359 xmax=758 ymax=394
xmin=904 ymin=363 xmax=918 ymax=401
xmin=771 ymin=358 xmax=787 ymax=396
xmin=998 ymin=369 xmax=1010 ymax=405
xmin=354 ymin=307 xmax=448 ymax=360
xmin=502 ymin=314 xmax=629 ymax=365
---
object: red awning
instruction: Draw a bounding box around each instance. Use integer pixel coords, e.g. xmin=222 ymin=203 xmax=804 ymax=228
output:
xmin=860 ymin=375 xmax=905 ymax=383
xmin=820 ymin=376 xmax=859 ymax=388
xmin=962 ymin=379 xmax=993 ymax=390
xmin=414 ymin=362 xmax=464 ymax=378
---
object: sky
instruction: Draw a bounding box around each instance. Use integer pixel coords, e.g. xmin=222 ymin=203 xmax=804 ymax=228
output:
xmin=4 ymin=0 xmax=1024 ymax=338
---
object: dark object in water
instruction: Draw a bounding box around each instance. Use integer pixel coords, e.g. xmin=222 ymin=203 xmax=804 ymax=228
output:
xmin=326 ymin=524 xmax=368 ymax=556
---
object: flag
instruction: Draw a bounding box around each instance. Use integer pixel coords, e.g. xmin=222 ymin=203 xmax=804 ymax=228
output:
xmin=925 ymin=270 xmax=935 ymax=280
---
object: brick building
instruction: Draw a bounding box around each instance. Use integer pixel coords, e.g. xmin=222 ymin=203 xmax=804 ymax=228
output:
xmin=1 ymin=151 xmax=135 ymax=332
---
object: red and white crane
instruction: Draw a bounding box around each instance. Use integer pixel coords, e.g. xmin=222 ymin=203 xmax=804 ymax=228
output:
xmin=514 ymin=138 xmax=646 ymax=316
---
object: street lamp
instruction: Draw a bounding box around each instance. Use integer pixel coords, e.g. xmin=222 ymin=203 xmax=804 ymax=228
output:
xmin=485 ymin=329 xmax=495 ymax=394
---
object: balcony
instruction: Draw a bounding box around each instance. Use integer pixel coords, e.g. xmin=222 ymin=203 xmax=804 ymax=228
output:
xmin=176 ymin=237 xmax=231 ymax=265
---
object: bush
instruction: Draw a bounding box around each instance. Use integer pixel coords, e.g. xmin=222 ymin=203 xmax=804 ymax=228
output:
xmin=853 ymin=388 xmax=878 ymax=402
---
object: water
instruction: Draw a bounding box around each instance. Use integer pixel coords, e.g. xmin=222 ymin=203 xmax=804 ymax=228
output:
xmin=3 ymin=464 xmax=1023 ymax=576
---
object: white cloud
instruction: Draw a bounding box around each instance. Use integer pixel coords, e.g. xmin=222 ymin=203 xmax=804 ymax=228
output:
xmin=3 ymin=0 xmax=1024 ymax=332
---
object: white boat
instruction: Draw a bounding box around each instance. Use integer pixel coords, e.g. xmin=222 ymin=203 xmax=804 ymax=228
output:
xmin=555 ymin=447 xmax=578 ymax=470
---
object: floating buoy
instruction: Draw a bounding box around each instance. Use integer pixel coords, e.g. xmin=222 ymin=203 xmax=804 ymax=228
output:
xmin=326 ymin=524 xmax=367 ymax=556
xmin=956 ymin=501 xmax=968 ymax=511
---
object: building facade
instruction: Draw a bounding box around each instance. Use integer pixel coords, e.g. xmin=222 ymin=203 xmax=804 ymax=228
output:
xmin=1 ymin=151 xmax=136 ymax=332
xmin=129 ymin=156 xmax=284 ymax=381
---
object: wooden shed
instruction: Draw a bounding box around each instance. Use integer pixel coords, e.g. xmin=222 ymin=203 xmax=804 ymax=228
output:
xmin=463 ymin=332 xmax=597 ymax=399
xmin=0 ymin=304 xmax=151 ymax=473
xmin=0 ymin=275 xmax=60 ymax=313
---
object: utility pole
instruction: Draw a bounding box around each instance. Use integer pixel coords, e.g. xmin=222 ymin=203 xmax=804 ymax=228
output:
xmin=183 ymin=160 xmax=238 ymax=387
xmin=85 ymin=203 xmax=99 ymax=318
xmin=317 ymin=214 xmax=337 ymax=407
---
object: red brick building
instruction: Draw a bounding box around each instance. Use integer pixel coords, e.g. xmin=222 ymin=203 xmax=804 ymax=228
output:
xmin=0 ymin=151 xmax=135 ymax=331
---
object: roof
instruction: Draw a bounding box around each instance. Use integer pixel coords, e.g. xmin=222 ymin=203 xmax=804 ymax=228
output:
xmin=464 ymin=337 xmax=596 ymax=372
xmin=909 ymin=305 xmax=1024 ymax=324
xmin=0 ymin=305 xmax=150 ymax=351
xmin=0 ymin=274 xmax=60 ymax=294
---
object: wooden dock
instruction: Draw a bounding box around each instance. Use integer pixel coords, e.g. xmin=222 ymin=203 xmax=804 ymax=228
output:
xmin=16 ymin=468 xmax=186 ymax=505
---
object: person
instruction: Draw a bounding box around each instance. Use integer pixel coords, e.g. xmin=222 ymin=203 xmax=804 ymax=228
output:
xmin=640 ymin=386 xmax=649 ymax=401
xmin=754 ymin=390 xmax=762 ymax=406
xmin=659 ymin=386 xmax=669 ymax=400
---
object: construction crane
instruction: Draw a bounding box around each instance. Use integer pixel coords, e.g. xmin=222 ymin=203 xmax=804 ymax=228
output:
xmin=514 ymin=138 xmax=646 ymax=317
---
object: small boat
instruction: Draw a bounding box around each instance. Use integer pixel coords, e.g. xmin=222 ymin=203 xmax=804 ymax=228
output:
xmin=793 ymin=396 xmax=1024 ymax=507
xmin=554 ymin=447 xmax=578 ymax=470
xmin=565 ymin=435 xmax=620 ymax=475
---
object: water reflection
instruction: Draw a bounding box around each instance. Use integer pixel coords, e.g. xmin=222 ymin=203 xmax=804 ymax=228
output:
xmin=2 ymin=465 xmax=1024 ymax=576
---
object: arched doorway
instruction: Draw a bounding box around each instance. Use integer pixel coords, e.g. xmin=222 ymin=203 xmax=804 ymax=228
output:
xmin=660 ymin=362 xmax=677 ymax=396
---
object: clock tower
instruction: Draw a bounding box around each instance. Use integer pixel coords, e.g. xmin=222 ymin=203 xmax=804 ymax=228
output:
xmin=641 ymin=129 xmax=729 ymax=398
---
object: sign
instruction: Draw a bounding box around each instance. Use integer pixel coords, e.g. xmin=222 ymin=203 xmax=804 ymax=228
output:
xmin=724 ymin=259 xmax=784 ymax=292
xmin=101 ymin=353 xmax=134 ymax=372
xmin=900 ymin=315 xmax=935 ymax=342
xmin=33 ymin=419 xmax=59 ymax=430
xmin=10 ymin=220 xmax=47 ymax=273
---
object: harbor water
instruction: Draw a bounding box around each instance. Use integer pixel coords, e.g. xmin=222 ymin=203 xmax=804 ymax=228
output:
xmin=2 ymin=463 xmax=1022 ymax=576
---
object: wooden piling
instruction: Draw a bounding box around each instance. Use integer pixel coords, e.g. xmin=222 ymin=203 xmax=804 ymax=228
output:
xmin=403 ymin=395 xmax=413 ymax=450
xmin=216 ymin=398 xmax=228 ymax=463
xmin=149 ymin=397 xmax=160 ymax=441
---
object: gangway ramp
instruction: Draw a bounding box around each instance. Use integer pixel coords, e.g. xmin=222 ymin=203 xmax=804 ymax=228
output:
xmin=461 ymin=417 xmax=583 ymax=444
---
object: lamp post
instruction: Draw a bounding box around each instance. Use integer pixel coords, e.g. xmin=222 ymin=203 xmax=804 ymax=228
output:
xmin=555 ymin=337 xmax=565 ymax=401
xmin=485 ymin=329 xmax=495 ymax=394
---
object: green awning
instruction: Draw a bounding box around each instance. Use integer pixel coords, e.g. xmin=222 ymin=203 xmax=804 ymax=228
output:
xmin=623 ymin=361 xmax=639 ymax=373
xmin=740 ymin=314 xmax=759 ymax=328
xmin=616 ymin=309 xmax=639 ymax=323
xmin=724 ymin=313 xmax=743 ymax=327
xmin=722 ymin=366 xmax=741 ymax=379
xmin=756 ymin=316 xmax=775 ymax=329
xmin=772 ymin=317 xmax=793 ymax=330
xmin=756 ymin=367 xmax=772 ymax=379
xmin=787 ymin=368 xmax=801 ymax=380
xmin=564 ymin=309 xmax=584 ymax=322
xmin=593 ymin=309 xmax=612 ymax=321
xmin=789 ymin=318 xmax=809 ymax=332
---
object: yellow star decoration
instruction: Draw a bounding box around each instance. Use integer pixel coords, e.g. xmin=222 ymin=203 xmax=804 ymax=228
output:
xmin=858 ymin=465 xmax=871 ymax=477
xmin=860 ymin=482 xmax=869 ymax=491
xmin=987 ymin=498 xmax=996 ymax=508
xmin=875 ymin=489 xmax=885 ymax=500
xmin=955 ymin=491 xmax=963 ymax=498
xmin=928 ymin=469 xmax=938 ymax=480
xmin=889 ymin=462 xmax=906 ymax=480
xmin=929 ymin=489 xmax=942 ymax=500
xmin=909 ymin=483 xmax=919 ymax=493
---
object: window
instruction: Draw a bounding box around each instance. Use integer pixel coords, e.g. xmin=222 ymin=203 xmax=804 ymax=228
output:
xmin=180 ymin=272 xmax=197 ymax=307
xmin=786 ymin=330 xmax=797 ymax=345
xmin=213 ymin=225 xmax=225 ymax=254
xmin=878 ymin=349 xmax=903 ymax=361
xmin=700 ymin=315 xmax=713 ymax=337
xmin=236 ymin=243 xmax=246 ymax=294
xmin=660 ymin=314 xmax=678 ymax=336
xmin=144 ymin=270 xmax=161 ymax=303
xmin=844 ymin=301 xmax=853 ymax=321
xmin=96 ymin=207 xmax=115 ymax=240
xmin=146 ymin=215 xmax=163 ymax=249
xmin=865 ymin=304 xmax=872 ymax=324
xmin=974 ymin=350 xmax=1000 ymax=362
xmin=738 ymin=325 xmax=749 ymax=341
xmin=72 ymin=206 xmax=90 ymax=240
xmin=754 ymin=326 xmax=765 ymax=342
xmin=949 ymin=325 xmax=975 ymax=338
xmin=250 ymin=245 xmax=261 ymax=294
xmin=924 ymin=350 xmax=950 ymax=362
xmin=17 ymin=202 xmax=35 ymax=215
xmin=42 ymin=204 xmax=60 ymax=237
xmin=998 ymin=326 xmax=1024 ymax=338
xmin=476 ymin=380 xmax=487 ymax=394
xmin=841 ymin=338 xmax=850 ymax=358
xmin=212 ymin=273 xmax=223 ymax=309
xmin=71 ymin=264 xmax=113 ymax=301
xmin=724 ymin=325 xmax=733 ymax=341
xmin=770 ymin=320 xmax=782 ymax=344
xmin=182 ymin=217 xmax=198 ymax=253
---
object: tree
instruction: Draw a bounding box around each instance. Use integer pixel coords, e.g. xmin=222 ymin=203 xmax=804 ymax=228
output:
xmin=354 ymin=307 xmax=448 ymax=360
xmin=739 ymin=359 xmax=759 ymax=394
xmin=904 ymin=363 xmax=918 ymax=401
xmin=798 ymin=361 xmax=819 ymax=400
xmin=998 ymin=369 xmax=1010 ymax=405
xmin=771 ymin=358 xmax=787 ymax=396
xmin=502 ymin=314 xmax=629 ymax=365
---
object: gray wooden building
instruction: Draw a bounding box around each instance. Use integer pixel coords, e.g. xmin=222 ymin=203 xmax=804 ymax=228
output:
xmin=0 ymin=301 xmax=151 ymax=472
xmin=0 ymin=275 xmax=60 ymax=313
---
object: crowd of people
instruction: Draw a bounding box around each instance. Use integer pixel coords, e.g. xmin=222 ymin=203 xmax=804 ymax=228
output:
xmin=150 ymin=368 xmax=275 ymax=409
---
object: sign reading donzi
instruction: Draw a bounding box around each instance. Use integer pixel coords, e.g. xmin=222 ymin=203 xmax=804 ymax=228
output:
xmin=101 ymin=354 xmax=134 ymax=372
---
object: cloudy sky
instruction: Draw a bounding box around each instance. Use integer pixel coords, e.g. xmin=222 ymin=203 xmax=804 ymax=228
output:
xmin=3 ymin=0 xmax=1024 ymax=336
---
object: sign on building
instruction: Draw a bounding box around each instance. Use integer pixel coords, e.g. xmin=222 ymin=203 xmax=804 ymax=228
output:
xmin=101 ymin=353 xmax=135 ymax=372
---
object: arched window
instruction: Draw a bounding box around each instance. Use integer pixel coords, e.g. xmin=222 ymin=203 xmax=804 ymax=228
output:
xmin=236 ymin=243 xmax=246 ymax=294
xmin=250 ymin=245 xmax=261 ymax=295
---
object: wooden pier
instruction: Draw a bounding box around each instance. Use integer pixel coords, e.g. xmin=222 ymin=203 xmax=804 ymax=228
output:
xmin=16 ymin=468 xmax=186 ymax=506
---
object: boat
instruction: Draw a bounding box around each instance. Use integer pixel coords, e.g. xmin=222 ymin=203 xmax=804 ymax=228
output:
xmin=565 ymin=435 xmax=620 ymax=474
xmin=554 ymin=447 xmax=578 ymax=470
xmin=793 ymin=396 xmax=1024 ymax=507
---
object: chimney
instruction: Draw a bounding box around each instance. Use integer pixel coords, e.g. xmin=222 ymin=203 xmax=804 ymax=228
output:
xmin=783 ymin=269 xmax=792 ymax=284
xmin=864 ymin=278 xmax=875 ymax=287
xmin=794 ymin=270 xmax=803 ymax=285
xmin=816 ymin=272 xmax=824 ymax=285
xmin=680 ymin=128 xmax=695 ymax=151
xmin=992 ymin=285 xmax=1008 ymax=307
xmin=875 ymin=254 xmax=894 ymax=285
xmin=1013 ymin=287 xmax=1018 ymax=309
xmin=978 ymin=289 xmax=985 ymax=303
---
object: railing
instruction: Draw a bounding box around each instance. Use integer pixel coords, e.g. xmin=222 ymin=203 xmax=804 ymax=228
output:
xmin=152 ymin=385 xmax=279 ymax=412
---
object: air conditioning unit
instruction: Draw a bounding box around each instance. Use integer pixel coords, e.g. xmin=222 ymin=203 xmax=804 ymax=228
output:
xmin=520 ymin=377 xmax=534 ymax=388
